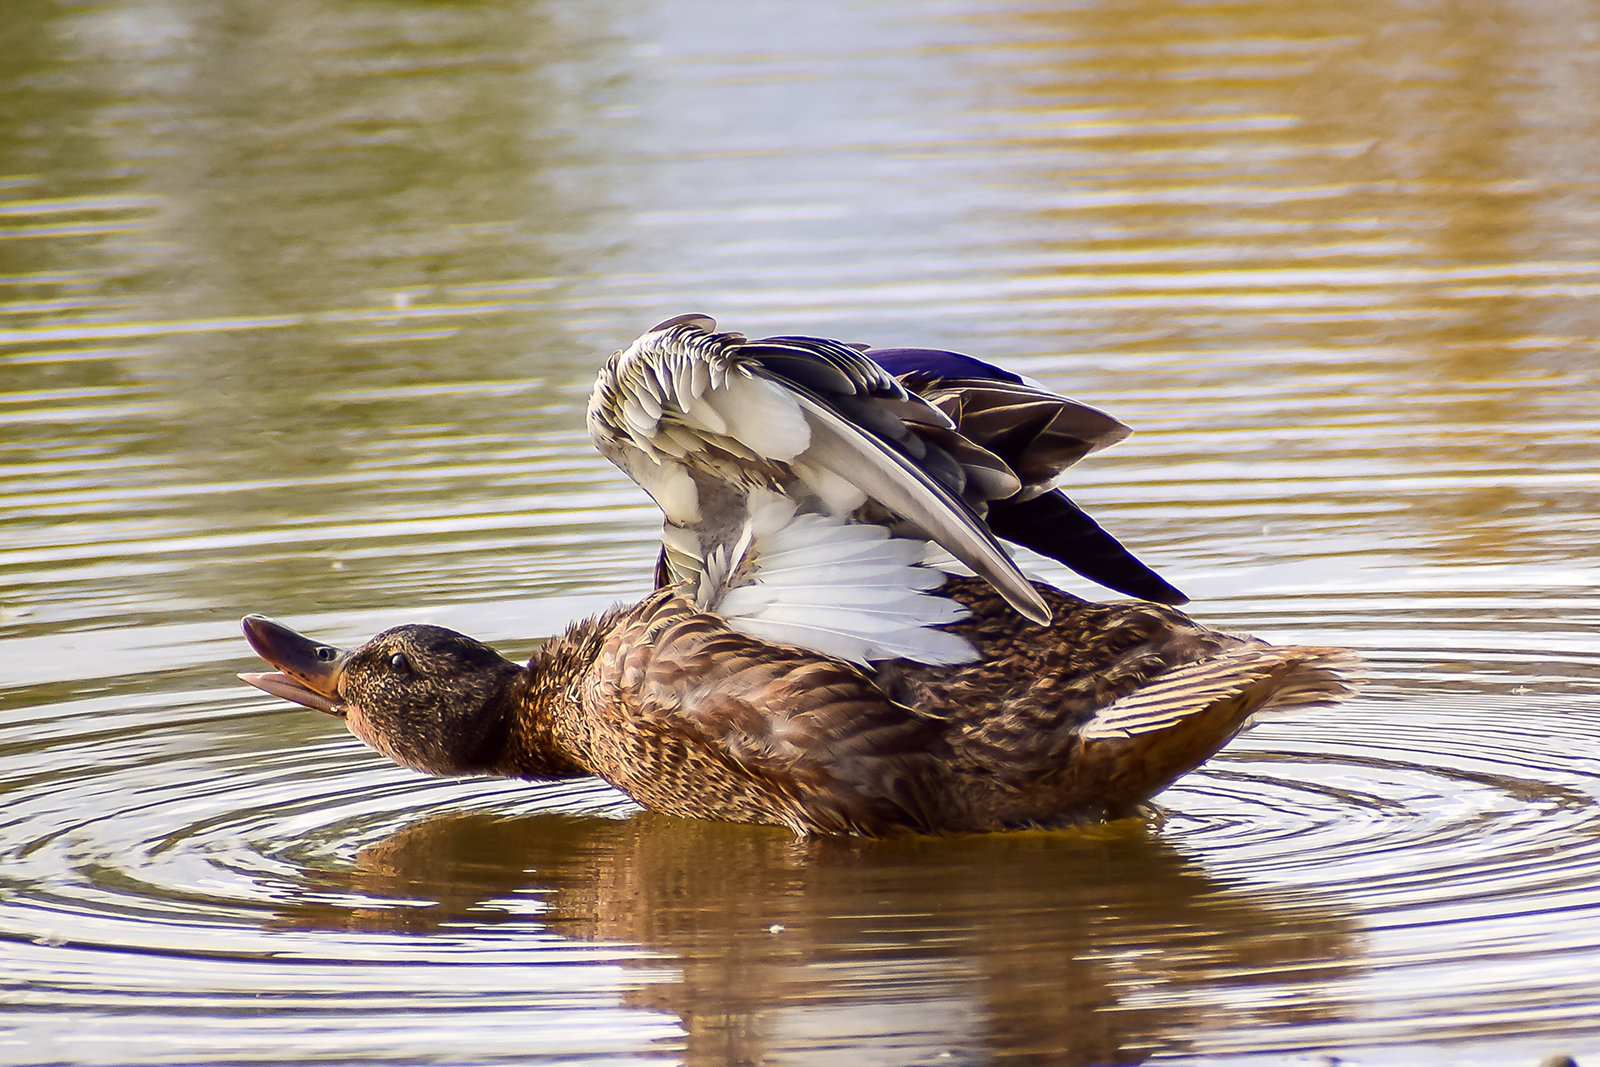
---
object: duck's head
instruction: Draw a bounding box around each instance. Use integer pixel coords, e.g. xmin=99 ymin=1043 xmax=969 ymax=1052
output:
xmin=239 ymin=615 xmax=523 ymax=776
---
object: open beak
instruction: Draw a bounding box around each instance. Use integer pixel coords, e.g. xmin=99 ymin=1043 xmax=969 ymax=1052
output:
xmin=238 ymin=614 xmax=352 ymax=717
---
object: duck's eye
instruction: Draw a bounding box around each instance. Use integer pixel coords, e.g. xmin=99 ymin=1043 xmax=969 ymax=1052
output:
xmin=315 ymin=646 xmax=338 ymax=662
xmin=389 ymin=652 xmax=410 ymax=672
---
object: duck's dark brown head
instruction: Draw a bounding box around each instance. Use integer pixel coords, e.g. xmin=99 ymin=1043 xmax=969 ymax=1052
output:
xmin=240 ymin=615 xmax=524 ymax=776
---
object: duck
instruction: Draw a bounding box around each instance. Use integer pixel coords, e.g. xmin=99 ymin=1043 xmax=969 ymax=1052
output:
xmin=240 ymin=314 xmax=1350 ymax=836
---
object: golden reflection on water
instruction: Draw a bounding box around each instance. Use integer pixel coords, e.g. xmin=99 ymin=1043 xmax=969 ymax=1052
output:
xmin=3 ymin=0 xmax=1600 ymax=1064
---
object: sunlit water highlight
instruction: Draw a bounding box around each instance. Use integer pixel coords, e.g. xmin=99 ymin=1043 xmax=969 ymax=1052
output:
xmin=4 ymin=0 xmax=1600 ymax=1064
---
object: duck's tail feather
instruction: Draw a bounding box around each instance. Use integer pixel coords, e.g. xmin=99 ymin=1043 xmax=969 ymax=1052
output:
xmin=1076 ymin=644 xmax=1354 ymax=815
xmin=1254 ymin=648 xmax=1360 ymax=714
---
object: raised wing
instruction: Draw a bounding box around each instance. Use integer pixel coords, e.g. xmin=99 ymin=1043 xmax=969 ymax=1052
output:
xmin=587 ymin=315 xmax=1051 ymax=665
xmin=868 ymin=347 xmax=1187 ymax=605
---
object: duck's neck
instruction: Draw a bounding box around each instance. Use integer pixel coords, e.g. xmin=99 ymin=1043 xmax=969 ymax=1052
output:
xmin=488 ymin=607 xmax=624 ymax=778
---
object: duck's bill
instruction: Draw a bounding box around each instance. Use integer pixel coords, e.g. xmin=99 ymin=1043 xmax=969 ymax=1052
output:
xmin=238 ymin=614 xmax=350 ymax=718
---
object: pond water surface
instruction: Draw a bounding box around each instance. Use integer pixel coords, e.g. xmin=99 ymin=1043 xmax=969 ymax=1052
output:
xmin=3 ymin=1 xmax=1600 ymax=1064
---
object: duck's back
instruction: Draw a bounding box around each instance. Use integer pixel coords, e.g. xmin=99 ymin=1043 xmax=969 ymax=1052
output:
xmin=565 ymin=578 xmax=1348 ymax=835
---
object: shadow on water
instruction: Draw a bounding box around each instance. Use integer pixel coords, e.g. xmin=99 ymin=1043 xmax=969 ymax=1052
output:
xmin=278 ymin=811 xmax=1359 ymax=1066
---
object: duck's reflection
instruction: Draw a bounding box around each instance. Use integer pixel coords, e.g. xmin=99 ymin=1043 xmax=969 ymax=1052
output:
xmin=283 ymin=812 xmax=1357 ymax=1065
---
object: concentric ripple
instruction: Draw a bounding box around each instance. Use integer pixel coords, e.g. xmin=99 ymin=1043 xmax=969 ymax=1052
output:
xmin=5 ymin=607 xmax=1600 ymax=1065
xmin=1 ymin=679 xmax=668 ymax=1066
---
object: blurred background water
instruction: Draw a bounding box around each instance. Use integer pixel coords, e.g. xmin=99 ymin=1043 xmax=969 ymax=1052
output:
xmin=2 ymin=0 xmax=1599 ymax=1064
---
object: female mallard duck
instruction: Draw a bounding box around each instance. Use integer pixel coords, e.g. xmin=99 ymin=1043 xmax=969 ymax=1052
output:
xmin=241 ymin=314 xmax=1349 ymax=836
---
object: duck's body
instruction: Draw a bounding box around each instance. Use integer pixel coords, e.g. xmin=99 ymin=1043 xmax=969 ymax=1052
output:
xmin=240 ymin=315 xmax=1350 ymax=837
xmin=242 ymin=578 xmax=1345 ymax=836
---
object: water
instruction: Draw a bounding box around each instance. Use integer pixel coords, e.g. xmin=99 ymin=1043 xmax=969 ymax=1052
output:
xmin=3 ymin=0 xmax=1600 ymax=1063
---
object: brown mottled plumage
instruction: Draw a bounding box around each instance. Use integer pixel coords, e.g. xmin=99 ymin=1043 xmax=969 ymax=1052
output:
xmin=240 ymin=577 xmax=1349 ymax=837
xmin=239 ymin=315 xmax=1352 ymax=836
